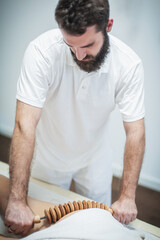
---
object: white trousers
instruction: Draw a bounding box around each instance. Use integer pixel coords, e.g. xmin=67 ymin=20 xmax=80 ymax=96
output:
xmin=32 ymin=155 xmax=112 ymax=206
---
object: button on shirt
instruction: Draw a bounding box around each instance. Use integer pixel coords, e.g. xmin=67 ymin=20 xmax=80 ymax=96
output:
xmin=16 ymin=29 xmax=145 ymax=174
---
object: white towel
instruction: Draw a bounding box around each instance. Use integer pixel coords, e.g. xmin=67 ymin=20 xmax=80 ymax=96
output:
xmin=21 ymin=209 xmax=154 ymax=240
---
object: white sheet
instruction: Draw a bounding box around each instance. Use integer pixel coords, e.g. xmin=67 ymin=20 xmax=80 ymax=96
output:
xmin=21 ymin=209 xmax=159 ymax=240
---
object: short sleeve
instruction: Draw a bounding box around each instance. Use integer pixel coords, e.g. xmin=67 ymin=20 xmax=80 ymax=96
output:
xmin=16 ymin=42 xmax=51 ymax=108
xmin=115 ymin=61 xmax=145 ymax=122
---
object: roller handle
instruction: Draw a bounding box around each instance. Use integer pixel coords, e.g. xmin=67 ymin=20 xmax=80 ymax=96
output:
xmin=34 ymin=215 xmax=46 ymax=223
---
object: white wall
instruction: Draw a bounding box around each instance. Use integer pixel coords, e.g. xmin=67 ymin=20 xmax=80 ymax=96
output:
xmin=0 ymin=0 xmax=160 ymax=191
xmin=109 ymin=0 xmax=160 ymax=191
xmin=0 ymin=0 xmax=59 ymax=135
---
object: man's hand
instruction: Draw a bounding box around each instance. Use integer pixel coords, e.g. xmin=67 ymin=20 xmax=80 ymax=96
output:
xmin=5 ymin=199 xmax=34 ymax=236
xmin=111 ymin=195 xmax=138 ymax=225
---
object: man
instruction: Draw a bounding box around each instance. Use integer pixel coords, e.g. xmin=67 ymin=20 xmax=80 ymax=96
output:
xmin=5 ymin=0 xmax=145 ymax=236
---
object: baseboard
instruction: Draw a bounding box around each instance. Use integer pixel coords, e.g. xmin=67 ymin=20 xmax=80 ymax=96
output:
xmin=0 ymin=124 xmax=13 ymax=138
xmin=113 ymin=163 xmax=160 ymax=192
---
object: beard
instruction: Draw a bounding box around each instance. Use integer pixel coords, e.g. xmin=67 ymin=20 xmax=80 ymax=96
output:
xmin=70 ymin=32 xmax=110 ymax=73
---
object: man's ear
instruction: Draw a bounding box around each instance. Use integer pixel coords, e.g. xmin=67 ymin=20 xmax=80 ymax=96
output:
xmin=106 ymin=18 xmax=114 ymax=32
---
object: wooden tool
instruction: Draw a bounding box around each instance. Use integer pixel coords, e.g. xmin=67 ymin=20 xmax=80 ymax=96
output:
xmin=33 ymin=200 xmax=113 ymax=224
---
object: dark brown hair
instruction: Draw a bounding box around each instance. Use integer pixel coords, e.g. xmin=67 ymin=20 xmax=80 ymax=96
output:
xmin=55 ymin=0 xmax=110 ymax=35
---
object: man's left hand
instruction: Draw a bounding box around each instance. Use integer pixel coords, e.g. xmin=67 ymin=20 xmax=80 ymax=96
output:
xmin=111 ymin=196 xmax=138 ymax=225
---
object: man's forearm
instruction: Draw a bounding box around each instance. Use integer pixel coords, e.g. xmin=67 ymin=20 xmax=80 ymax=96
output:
xmin=120 ymin=128 xmax=145 ymax=199
xmin=111 ymin=119 xmax=145 ymax=224
xmin=9 ymin=123 xmax=35 ymax=203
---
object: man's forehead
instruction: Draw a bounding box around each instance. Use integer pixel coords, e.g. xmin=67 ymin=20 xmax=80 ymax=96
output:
xmin=63 ymin=39 xmax=95 ymax=49
xmin=61 ymin=25 xmax=101 ymax=48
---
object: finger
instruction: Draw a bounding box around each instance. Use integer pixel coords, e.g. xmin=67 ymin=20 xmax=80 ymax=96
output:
xmin=20 ymin=225 xmax=33 ymax=237
xmin=14 ymin=229 xmax=25 ymax=235
xmin=8 ymin=222 xmax=19 ymax=232
xmin=124 ymin=219 xmax=130 ymax=225
xmin=7 ymin=226 xmax=14 ymax=234
xmin=124 ymin=214 xmax=130 ymax=224
xmin=126 ymin=210 xmax=137 ymax=224
xmin=6 ymin=220 xmax=16 ymax=233
xmin=132 ymin=212 xmax=137 ymax=222
xmin=116 ymin=211 xmax=129 ymax=225
xmin=120 ymin=215 xmax=126 ymax=224
xmin=5 ymin=218 xmax=18 ymax=229
xmin=4 ymin=219 xmax=12 ymax=228
xmin=12 ymin=217 xmax=33 ymax=235
xmin=13 ymin=225 xmax=27 ymax=235
xmin=129 ymin=214 xmax=136 ymax=223
xmin=113 ymin=212 xmax=121 ymax=223
xmin=9 ymin=222 xmax=25 ymax=235
xmin=8 ymin=227 xmax=21 ymax=235
xmin=124 ymin=214 xmax=132 ymax=225
xmin=7 ymin=222 xmax=21 ymax=234
xmin=19 ymin=221 xmax=33 ymax=236
xmin=21 ymin=228 xmax=31 ymax=237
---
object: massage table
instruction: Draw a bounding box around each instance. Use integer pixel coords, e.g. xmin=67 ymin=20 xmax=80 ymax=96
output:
xmin=0 ymin=161 xmax=159 ymax=239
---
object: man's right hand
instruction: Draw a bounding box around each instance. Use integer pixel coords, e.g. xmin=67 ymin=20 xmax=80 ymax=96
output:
xmin=4 ymin=199 xmax=34 ymax=236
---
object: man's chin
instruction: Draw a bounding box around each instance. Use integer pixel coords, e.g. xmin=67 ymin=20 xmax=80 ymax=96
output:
xmin=75 ymin=61 xmax=101 ymax=73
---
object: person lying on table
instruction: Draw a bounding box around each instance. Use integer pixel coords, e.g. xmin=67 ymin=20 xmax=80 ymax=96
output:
xmin=0 ymin=175 xmax=143 ymax=240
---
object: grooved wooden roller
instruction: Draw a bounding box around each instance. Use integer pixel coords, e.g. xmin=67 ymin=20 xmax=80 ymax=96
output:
xmin=34 ymin=200 xmax=113 ymax=224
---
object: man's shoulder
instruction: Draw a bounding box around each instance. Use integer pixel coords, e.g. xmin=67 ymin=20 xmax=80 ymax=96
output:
xmin=109 ymin=34 xmax=141 ymax=66
xmin=30 ymin=28 xmax=64 ymax=54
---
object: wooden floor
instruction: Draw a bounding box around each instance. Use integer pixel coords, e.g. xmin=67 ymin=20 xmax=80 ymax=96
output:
xmin=0 ymin=134 xmax=160 ymax=228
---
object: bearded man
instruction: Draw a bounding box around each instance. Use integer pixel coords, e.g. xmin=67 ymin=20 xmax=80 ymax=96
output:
xmin=5 ymin=0 xmax=145 ymax=236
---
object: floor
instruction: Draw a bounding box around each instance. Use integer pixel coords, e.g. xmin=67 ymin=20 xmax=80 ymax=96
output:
xmin=0 ymin=134 xmax=160 ymax=228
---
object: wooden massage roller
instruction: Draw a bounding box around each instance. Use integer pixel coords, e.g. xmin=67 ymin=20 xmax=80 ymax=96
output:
xmin=34 ymin=200 xmax=113 ymax=224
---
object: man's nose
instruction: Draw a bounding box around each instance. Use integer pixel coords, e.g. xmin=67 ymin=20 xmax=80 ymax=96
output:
xmin=75 ymin=48 xmax=86 ymax=61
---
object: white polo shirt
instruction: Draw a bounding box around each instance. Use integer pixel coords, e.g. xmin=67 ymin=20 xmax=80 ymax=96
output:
xmin=16 ymin=29 xmax=145 ymax=174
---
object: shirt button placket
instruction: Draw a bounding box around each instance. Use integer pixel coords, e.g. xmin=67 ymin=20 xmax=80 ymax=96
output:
xmin=77 ymin=78 xmax=89 ymax=98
